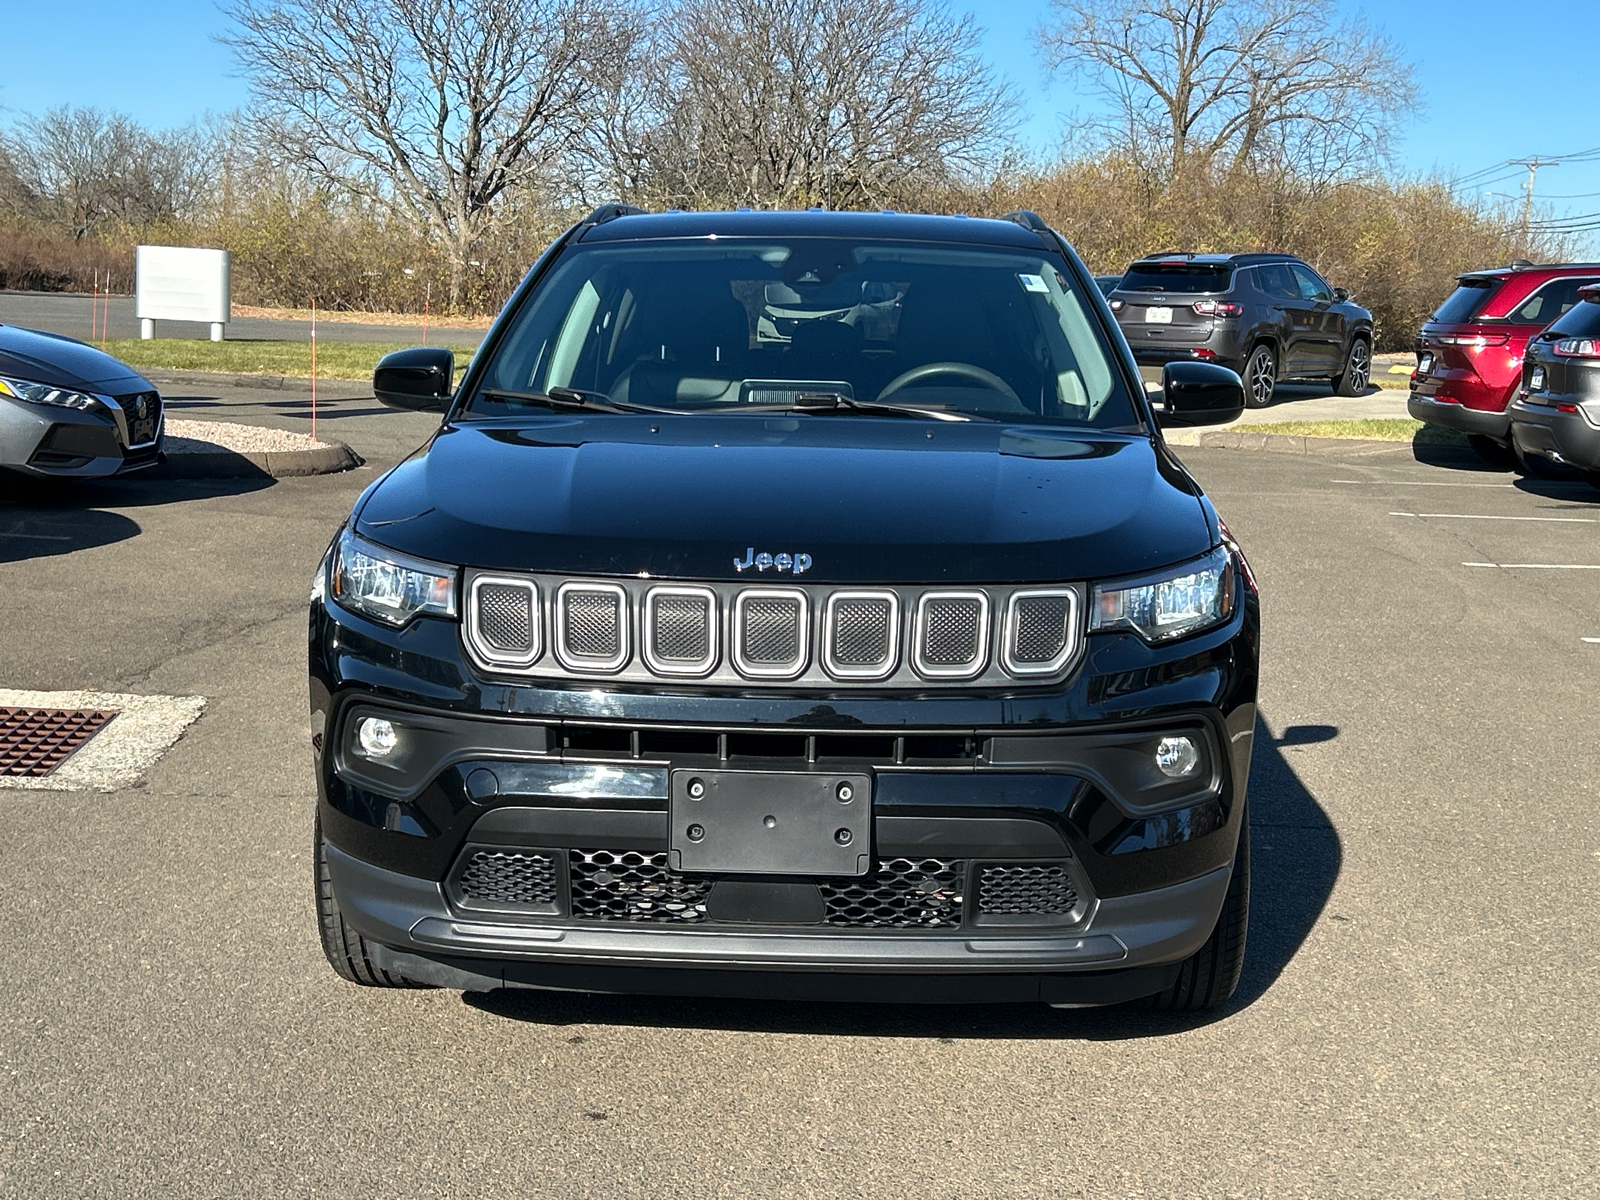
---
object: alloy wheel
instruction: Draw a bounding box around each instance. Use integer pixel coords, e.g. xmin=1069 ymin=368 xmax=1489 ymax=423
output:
xmin=1347 ymin=340 xmax=1370 ymax=391
xmin=1245 ymin=347 xmax=1275 ymax=407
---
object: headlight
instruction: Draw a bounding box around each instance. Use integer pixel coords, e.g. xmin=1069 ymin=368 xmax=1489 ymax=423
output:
xmin=330 ymin=529 xmax=457 ymax=626
xmin=1090 ymin=545 xmax=1236 ymax=643
xmin=0 ymin=374 xmax=105 ymax=411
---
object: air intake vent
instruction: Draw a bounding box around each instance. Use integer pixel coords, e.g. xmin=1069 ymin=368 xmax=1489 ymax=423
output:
xmin=556 ymin=582 xmax=629 ymax=671
xmin=733 ymin=589 xmax=809 ymax=678
xmin=1003 ymin=589 xmax=1079 ymax=676
xmin=914 ymin=591 xmax=990 ymax=678
xmin=823 ymin=591 xmax=899 ymax=679
xmin=466 ymin=576 xmax=540 ymax=666
xmin=644 ymin=586 xmax=717 ymax=675
xmin=976 ymin=863 xmax=1079 ymax=917
xmin=453 ymin=848 xmax=558 ymax=912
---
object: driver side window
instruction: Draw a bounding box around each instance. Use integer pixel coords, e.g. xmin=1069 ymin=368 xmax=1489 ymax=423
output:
xmin=1290 ymin=264 xmax=1332 ymax=303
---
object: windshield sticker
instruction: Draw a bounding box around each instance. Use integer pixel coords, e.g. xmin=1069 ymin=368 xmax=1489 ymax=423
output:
xmin=1017 ymin=273 xmax=1050 ymax=294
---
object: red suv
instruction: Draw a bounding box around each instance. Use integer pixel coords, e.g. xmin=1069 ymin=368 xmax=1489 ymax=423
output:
xmin=1410 ymin=262 xmax=1600 ymax=461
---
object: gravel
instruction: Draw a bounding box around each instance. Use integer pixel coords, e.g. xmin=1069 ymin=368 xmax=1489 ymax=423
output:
xmin=164 ymin=418 xmax=331 ymax=454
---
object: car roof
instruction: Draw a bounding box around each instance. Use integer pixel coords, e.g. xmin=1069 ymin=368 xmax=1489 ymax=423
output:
xmin=1127 ymin=252 xmax=1300 ymax=267
xmin=1458 ymin=262 xmax=1600 ymax=281
xmin=575 ymin=209 xmax=1052 ymax=249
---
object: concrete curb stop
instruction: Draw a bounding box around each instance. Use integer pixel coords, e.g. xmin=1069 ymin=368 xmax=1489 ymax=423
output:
xmin=156 ymin=439 xmax=363 ymax=479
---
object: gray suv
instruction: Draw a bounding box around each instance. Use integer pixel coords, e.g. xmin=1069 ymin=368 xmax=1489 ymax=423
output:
xmin=1110 ymin=253 xmax=1374 ymax=407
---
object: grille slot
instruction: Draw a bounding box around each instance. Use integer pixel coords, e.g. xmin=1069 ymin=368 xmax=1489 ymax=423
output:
xmin=824 ymin=591 xmax=898 ymax=679
xmin=733 ymin=589 xmax=808 ymax=678
xmin=1004 ymin=589 xmax=1078 ymax=675
xmin=976 ymin=863 xmax=1079 ymax=917
xmin=557 ymin=583 xmax=628 ymax=671
xmin=915 ymin=592 xmax=989 ymax=678
xmin=467 ymin=577 xmax=541 ymax=666
xmin=817 ymin=858 xmax=966 ymax=927
xmin=455 ymin=849 xmax=558 ymax=910
xmin=569 ymin=849 xmax=711 ymax=922
xmin=645 ymin=587 xmax=716 ymax=675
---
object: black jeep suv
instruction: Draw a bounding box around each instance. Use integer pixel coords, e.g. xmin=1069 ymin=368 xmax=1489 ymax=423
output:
xmin=1110 ymin=252 xmax=1374 ymax=407
xmin=309 ymin=208 xmax=1260 ymax=1011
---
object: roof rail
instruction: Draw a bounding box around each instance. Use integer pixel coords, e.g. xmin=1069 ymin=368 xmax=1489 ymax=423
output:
xmin=1002 ymin=210 xmax=1052 ymax=234
xmin=582 ymin=203 xmax=647 ymax=226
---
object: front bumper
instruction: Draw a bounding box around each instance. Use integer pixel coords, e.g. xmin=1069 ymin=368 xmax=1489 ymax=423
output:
xmin=1408 ymin=392 xmax=1510 ymax=438
xmin=0 ymin=397 xmax=163 ymax=478
xmin=311 ymin=568 xmax=1258 ymax=1001
xmin=1509 ymin=397 xmax=1600 ymax=471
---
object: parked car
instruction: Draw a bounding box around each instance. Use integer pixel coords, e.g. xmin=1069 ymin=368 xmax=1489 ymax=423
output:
xmin=1094 ymin=274 xmax=1122 ymax=297
xmin=1108 ymin=253 xmax=1373 ymax=407
xmin=309 ymin=207 xmax=1260 ymax=1012
xmin=1508 ymin=283 xmax=1600 ymax=486
xmin=0 ymin=325 xmax=163 ymax=478
xmin=1409 ymin=261 xmax=1600 ymax=462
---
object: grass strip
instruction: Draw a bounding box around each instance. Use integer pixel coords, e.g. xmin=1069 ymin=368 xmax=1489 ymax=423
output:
xmin=100 ymin=339 xmax=473 ymax=381
xmin=1247 ymin=418 xmax=1466 ymax=444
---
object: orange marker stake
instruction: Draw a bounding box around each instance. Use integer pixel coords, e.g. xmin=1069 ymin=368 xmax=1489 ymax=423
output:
xmin=310 ymin=298 xmax=318 ymax=444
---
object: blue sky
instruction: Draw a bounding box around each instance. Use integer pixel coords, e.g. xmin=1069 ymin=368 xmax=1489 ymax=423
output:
xmin=4 ymin=0 xmax=1598 ymax=239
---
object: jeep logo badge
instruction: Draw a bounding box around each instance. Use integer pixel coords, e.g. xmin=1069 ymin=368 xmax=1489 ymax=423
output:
xmin=734 ymin=547 xmax=812 ymax=575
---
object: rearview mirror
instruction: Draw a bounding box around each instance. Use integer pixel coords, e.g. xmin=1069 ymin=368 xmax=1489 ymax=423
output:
xmin=374 ymin=347 xmax=454 ymax=412
xmin=1156 ymin=361 xmax=1245 ymax=427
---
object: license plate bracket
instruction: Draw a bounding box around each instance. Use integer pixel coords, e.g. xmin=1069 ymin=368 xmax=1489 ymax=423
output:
xmin=668 ymin=768 xmax=871 ymax=877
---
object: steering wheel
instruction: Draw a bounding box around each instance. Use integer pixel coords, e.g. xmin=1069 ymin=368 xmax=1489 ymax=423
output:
xmin=877 ymin=361 xmax=1022 ymax=407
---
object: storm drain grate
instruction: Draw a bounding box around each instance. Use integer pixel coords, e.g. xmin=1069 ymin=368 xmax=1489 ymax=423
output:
xmin=0 ymin=708 xmax=117 ymax=777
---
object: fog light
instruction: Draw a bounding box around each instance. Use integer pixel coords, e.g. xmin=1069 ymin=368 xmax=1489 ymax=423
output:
xmin=1155 ymin=735 xmax=1200 ymax=778
xmin=356 ymin=717 xmax=398 ymax=758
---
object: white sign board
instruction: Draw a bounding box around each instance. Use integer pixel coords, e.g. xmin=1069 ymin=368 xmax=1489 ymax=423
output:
xmin=136 ymin=246 xmax=231 ymax=340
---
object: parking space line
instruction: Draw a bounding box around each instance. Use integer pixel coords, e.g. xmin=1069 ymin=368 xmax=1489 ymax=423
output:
xmin=1391 ymin=511 xmax=1597 ymax=523
xmin=1583 ymin=638 xmax=1600 ymax=644
xmin=1463 ymin=562 xmax=1600 ymax=569
xmin=1332 ymin=479 xmax=1514 ymax=487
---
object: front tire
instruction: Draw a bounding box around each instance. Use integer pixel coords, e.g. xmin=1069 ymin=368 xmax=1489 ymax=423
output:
xmin=1143 ymin=813 xmax=1250 ymax=1011
xmin=1243 ymin=345 xmax=1277 ymax=408
xmin=315 ymin=818 xmax=431 ymax=988
xmin=1333 ymin=337 xmax=1371 ymax=396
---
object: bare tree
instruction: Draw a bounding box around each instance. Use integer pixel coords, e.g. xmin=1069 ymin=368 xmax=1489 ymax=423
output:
xmin=4 ymin=107 xmax=211 ymax=240
xmin=1037 ymin=0 xmax=1418 ymax=185
xmin=224 ymin=0 xmax=634 ymax=306
xmin=595 ymin=0 xmax=1016 ymax=211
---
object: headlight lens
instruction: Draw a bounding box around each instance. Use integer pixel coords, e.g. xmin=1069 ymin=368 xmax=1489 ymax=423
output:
xmin=331 ymin=529 xmax=457 ymax=626
xmin=0 ymin=374 xmax=105 ymax=411
xmin=1090 ymin=545 xmax=1236 ymax=643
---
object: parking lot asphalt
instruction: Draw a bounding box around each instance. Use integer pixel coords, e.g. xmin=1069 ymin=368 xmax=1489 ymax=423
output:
xmin=2 ymin=386 xmax=1598 ymax=1198
xmin=0 ymin=291 xmax=486 ymax=347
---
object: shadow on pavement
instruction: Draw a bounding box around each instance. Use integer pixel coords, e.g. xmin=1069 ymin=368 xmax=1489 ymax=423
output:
xmin=465 ymin=711 xmax=1341 ymax=1039
xmin=0 ymin=471 xmax=274 ymax=564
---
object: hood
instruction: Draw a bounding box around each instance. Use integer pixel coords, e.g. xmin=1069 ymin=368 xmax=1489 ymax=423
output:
xmin=0 ymin=325 xmax=152 ymax=392
xmin=355 ymin=415 xmax=1212 ymax=584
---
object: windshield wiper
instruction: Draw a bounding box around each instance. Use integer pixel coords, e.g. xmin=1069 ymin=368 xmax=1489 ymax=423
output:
xmin=478 ymin=386 xmax=676 ymax=415
xmin=762 ymin=391 xmax=983 ymax=422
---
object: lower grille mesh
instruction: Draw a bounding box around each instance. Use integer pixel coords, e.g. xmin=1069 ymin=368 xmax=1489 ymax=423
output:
xmin=977 ymin=863 xmax=1079 ymax=915
xmin=818 ymin=858 xmax=966 ymax=928
xmin=569 ymin=849 xmax=711 ymax=923
xmin=457 ymin=850 xmax=557 ymax=907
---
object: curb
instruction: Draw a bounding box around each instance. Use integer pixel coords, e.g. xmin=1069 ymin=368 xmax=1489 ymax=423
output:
xmin=144 ymin=368 xmax=371 ymax=393
xmin=1170 ymin=428 xmax=1482 ymax=467
xmin=156 ymin=440 xmax=363 ymax=479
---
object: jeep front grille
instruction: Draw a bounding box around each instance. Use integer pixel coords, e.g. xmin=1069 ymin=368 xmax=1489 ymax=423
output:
xmin=557 ymin=583 xmax=627 ymax=671
xmin=645 ymin=586 xmax=716 ymax=675
xmin=915 ymin=592 xmax=989 ymax=678
xmin=462 ymin=572 xmax=1085 ymax=687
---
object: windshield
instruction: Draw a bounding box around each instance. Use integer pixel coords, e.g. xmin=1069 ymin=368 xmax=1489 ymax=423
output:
xmin=463 ymin=237 xmax=1140 ymax=427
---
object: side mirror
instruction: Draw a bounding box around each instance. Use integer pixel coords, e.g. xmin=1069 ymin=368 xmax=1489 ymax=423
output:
xmin=374 ymin=347 xmax=454 ymax=412
xmin=1333 ymin=287 xmax=1350 ymax=302
xmin=1156 ymin=361 xmax=1245 ymax=427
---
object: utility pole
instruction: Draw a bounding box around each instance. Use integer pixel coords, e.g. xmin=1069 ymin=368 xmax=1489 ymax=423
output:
xmin=1511 ymin=157 xmax=1559 ymax=257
